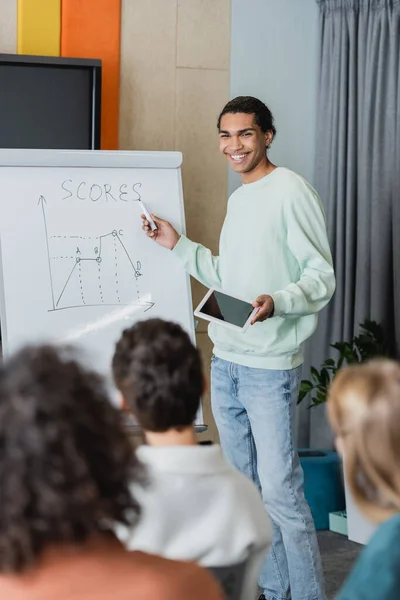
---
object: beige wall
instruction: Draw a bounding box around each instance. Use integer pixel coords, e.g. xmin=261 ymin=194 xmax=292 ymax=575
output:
xmin=0 ymin=0 xmax=17 ymax=53
xmin=120 ymin=0 xmax=231 ymax=442
xmin=0 ymin=0 xmax=230 ymax=442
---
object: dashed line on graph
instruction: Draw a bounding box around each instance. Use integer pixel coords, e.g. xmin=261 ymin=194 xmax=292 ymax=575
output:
xmin=113 ymin=237 xmax=120 ymax=303
xmin=48 ymin=228 xmax=144 ymax=309
xmin=50 ymin=235 xmax=99 ymax=240
xmin=78 ymin=262 xmax=86 ymax=305
xmin=98 ymin=264 xmax=104 ymax=303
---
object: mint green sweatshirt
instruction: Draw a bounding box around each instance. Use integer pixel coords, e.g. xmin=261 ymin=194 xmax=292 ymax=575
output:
xmin=173 ymin=167 xmax=335 ymax=370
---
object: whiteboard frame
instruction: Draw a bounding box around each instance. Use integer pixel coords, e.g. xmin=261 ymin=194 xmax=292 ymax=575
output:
xmin=0 ymin=149 xmax=205 ymax=427
xmin=0 ymin=149 xmax=182 ymax=169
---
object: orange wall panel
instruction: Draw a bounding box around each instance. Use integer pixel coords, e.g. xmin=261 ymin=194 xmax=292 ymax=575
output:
xmin=61 ymin=0 xmax=121 ymax=150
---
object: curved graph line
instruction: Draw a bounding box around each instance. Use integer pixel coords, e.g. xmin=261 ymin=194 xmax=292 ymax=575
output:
xmin=50 ymin=230 xmax=143 ymax=310
xmin=115 ymin=234 xmax=140 ymax=278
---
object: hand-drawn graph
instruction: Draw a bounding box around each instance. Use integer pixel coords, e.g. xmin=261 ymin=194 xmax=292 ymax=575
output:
xmin=39 ymin=196 xmax=154 ymax=312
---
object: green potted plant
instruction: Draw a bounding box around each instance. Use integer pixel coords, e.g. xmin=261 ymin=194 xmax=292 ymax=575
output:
xmin=298 ymin=319 xmax=388 ymax=408
xmin=297 ymin=319 xmax=388 ymax=537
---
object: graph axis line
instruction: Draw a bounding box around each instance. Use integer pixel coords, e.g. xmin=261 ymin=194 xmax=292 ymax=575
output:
xmin=39 ymin=197 xmax=55 ymax=310
xmin=48 ymin=301 xmax=155 ymax=313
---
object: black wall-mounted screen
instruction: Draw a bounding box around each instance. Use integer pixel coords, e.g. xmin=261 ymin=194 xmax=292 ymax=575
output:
xmin=0 ymin=54 xmax=101 ymax=150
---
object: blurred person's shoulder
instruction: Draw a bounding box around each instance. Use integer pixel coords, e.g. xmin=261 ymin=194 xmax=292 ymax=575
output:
xmin=337 ymin=513 xmax=400 ymax=600
xmin=129 ymin=551 xmax=222 ymax=600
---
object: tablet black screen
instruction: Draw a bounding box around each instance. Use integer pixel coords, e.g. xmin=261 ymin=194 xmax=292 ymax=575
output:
xmin=199 ymin=291 xmax=254 ymax=328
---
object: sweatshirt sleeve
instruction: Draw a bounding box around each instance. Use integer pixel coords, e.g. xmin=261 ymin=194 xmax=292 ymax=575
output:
xmin=271 ymin=185 xmax=335 ymax=318
xmin=172 ymin=234 xmax=222 ymax=289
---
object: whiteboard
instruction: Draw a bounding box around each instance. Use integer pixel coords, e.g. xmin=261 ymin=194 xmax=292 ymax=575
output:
xmin=0 ymin=150 xmax=202 ymax=422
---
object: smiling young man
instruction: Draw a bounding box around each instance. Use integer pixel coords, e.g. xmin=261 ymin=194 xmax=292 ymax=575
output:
xmin=141 ymin=96 xmax=335 ymax=600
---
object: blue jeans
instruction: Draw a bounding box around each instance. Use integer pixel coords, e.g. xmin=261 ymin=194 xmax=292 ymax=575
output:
xmin=211 ymin=357 xmax=326 ymax=600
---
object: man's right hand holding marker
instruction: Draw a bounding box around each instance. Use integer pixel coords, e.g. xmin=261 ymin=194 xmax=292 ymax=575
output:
xmin=141 ymin=213 xmax=180 ymax=250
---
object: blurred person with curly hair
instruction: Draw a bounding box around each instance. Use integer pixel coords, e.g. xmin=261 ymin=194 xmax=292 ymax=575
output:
xmin=0 ymin=344 xmax=223 ymax=600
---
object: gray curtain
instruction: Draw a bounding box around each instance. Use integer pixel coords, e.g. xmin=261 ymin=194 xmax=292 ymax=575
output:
xmin=298 ymin=0 xmax=400 ymax=447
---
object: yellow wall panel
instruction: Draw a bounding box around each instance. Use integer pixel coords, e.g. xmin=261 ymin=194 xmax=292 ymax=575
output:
xmin=17 ymin=0 xmax=61 ymax=56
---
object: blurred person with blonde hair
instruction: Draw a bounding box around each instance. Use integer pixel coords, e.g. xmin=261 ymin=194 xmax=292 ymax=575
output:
xmin=328 ymin=359 xmax=400 ymax=600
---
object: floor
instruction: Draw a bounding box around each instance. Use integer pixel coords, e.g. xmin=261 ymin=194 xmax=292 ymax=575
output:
xmin=318 ymin=530 xmax=361 ymax=599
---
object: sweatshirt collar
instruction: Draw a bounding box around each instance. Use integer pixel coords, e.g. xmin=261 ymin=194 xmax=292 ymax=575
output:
xmin=241 ymin=166 xmax=282 ymax=191
xmin=136 ymin=444 xmax=231 ymax=475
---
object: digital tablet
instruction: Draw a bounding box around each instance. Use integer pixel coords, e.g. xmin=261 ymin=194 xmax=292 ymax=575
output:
xmin=194 ymin=288 xmax=259 ymax=332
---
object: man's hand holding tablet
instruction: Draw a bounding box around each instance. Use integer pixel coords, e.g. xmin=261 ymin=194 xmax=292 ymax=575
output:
xmin=194 ymin=289 xmax=260 ymax=332
xmin=251 ymin=294 xmax=275 ymax=324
